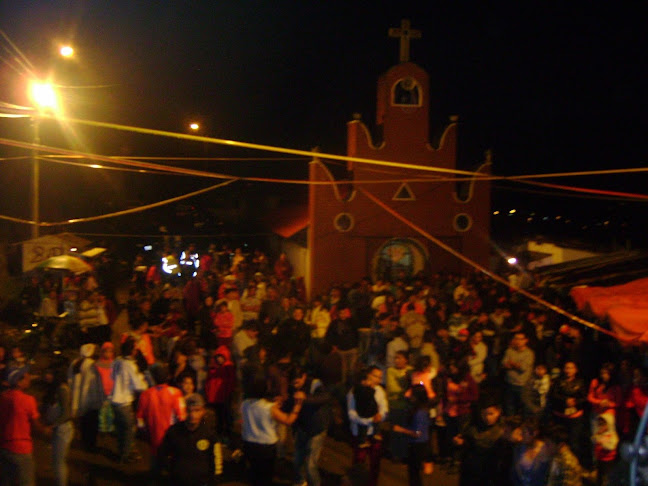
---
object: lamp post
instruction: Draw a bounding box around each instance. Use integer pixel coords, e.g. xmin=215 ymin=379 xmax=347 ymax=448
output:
xmin=28 ymin=81 xmax=58 ymax=238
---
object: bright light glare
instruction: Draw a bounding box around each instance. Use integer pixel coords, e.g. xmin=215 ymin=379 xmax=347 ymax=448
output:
xmin=69 ymin=247 xmax=78 ymax=252
xmin=507 ymin=257 xmax=518 ymax=265
xmin=189 ymin=123 xmax=200 ymax=130
xmin=29 ymin=82 xmax=58 ymax=110
xmin=60 ymin=45 xmax=74 ymax=57
xmin=90 ymin=164 xmax=102 ymax=169
xmin=509 ymin=209 xmax=516 ymax=214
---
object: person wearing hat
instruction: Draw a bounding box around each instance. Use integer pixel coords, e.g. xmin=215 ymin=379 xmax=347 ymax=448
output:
xmin=157 ymin=393 xmax=221 ymax=486
xmin=68 ymin=343 xmax=103 ymax=452
xmin=0 ymin=367 xmax=51 ymax=486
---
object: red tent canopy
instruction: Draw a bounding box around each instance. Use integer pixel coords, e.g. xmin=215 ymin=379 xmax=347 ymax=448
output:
xmin=570 ymin=277 xmax=648 ymax=343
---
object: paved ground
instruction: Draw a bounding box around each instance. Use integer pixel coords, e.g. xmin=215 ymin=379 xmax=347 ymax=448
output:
xmin=32 ymin=429 xmax=460 ymax=486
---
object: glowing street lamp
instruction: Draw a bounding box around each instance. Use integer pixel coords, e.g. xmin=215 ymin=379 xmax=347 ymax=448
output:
xmin=59 ymin=45 xmax=74 ymax=58
xmin=27 ymin=80 xmax=60 ymax=238
xmin=189 ymin=122 xmax=200 ymax=131
xmin=29 ymin=81 xmax=59 ymax=112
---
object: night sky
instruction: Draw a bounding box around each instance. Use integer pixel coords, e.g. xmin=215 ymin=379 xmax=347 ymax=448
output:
xmin=0 ymin=2 xmax=646 ymax=246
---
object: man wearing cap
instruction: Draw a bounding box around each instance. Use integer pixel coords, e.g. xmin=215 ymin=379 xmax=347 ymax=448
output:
xmin=157 ymin=393 xmax=221 ymax=486
xmin=0 ymin=367 xmax=51 ymax=486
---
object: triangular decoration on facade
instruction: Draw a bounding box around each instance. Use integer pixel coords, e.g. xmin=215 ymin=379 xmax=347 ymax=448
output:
xmin=392 ymin=183 xmax=415 ymax=201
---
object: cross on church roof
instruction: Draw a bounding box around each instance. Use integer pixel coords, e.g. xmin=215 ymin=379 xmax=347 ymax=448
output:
xmin=388 ymin=19 xmax=422 ymax=63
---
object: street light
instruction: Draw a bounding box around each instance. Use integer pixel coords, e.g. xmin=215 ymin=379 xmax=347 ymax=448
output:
xmin=59 ymin=45 xmax=74 ymax=58
xmin=189 ymin=122 xmax=200 ymax=131
xmin=27 ymin=80 xmax=59 ymax=238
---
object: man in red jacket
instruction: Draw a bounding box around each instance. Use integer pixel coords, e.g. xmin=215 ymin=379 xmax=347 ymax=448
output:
xmin=137 ymin=364 xmax=185 ymax=472
xmin=0 ymin=367 xmax=51 ymax=486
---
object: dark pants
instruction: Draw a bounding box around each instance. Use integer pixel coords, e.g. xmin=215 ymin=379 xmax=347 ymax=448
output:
xmin=556 ymin=414 xmax=589 ymax=468
xmin=80 ymin=409 xmax=99 ymax=451
xmin=243 ymin=441 xmax=276 ymax=486
xmin=352 ymin=436 xmax=383 ymax=486
xmin=113 ymin=403 xmax=136 ymax=461
xmin=407 ymin=442 xmax=427 ymax=486
xmin=0 ymin=449 xmax=35 ymax=486
xmin=504 ymin=383 xmax=524 ymax=416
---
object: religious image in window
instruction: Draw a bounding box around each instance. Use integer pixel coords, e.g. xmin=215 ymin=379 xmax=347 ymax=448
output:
xmin=392 ymin=77 xmax=421 ymax=106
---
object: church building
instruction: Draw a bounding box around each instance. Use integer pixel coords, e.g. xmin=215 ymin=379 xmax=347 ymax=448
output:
xmin=282 ymin=20 xmax=491 ymax=298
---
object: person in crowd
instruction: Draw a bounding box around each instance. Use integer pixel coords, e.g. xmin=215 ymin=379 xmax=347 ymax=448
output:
xmin=225 ymin=287 xmax=244 ymax=335
xmin=545 ymin=424 xmax=595 ymax=486
xmin=625 ymin=366 xmax=648 ymax=438
xmin=197 ymin=295 xmax=216 ymax=347
xmin=407 ymin=355 xmax=437 ymax=401
xmin=258 ymin=286 xmax=282 ymax=341
xmin=274 ymin=252 xmax=293 ymax=283
xmin=467 ymin=330 xmax=488 ymax=384
xmin=587 ymin=362 xmax=621 ymax=428
xmin=95 ymin=342 xmax=115 ymax=439
xmin=510 ymin=418 xmax=551 ymax=486
xmin=232 ymin=320 xmax=259 ymax=366
xmin=157 ymin=393 xmax=222 ymax=486
xmin=522 ymin=362 xmax=551 ymax=419
xmin=433 ymin=326 xmax=453 ymax=367
xmin=240 ymin=375 xmax=305 ymax=486
xmin=550 ymin=361 xmax=589 ymax=468
xmin=111 ymin=337 xmax=148 ymax=464
xmin=285 ymin=365 xmax=332 ymax=486
xmin=169 ymin=345 xmax=197 ymax=390
xmin=0 ymin=367 xmax=51 ymax=486
xmin=204 ymin=346 xmax=236 ymax=440
xmin=385 ymin=325 xmax=409 ymax=370
xmin=591 ymin=412 xmax=618 ymax=486
xmin=178 ymin=373 xmax=197 ymax=397
xmin=241 ymin=282 xmax=262 ymax=322
xmin=347 ymin=366 xmax=389 ymax=486
xmin=212 ymin=299 xmax=234 ymax=348
xmin=306 ymin=295 xmax=331 ymax=345
xmin=68 ymin=344 xmax=103 ymax=452
xmin=444 ymin=359 xmax=479 ymax=472
xmin=79 ymin=292 xmax=105 ymax=344
xmin=453 ymin=398 xmax=506 ymax=486
xmin=326 ymin=306 xmax=359 ymax=386
xmin=276 ymin=306 xmax=311 ymax=364
xmin=122 ymin=318 xmax=155 ymax=366
xmin=502 ymin=332 xmax=535 ymax=416
xmin=385 ymin=350 xmax=412 ymax=463
xmin=136 ymin=364 xmax=185 ymax=472
xmin=392 ymin=385 xmax=432 ymax=486
xmin=42 ymin=367 xmax=74 ymax=486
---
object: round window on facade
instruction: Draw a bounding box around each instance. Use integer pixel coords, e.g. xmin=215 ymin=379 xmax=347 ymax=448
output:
xmin=453 ymin=213 xmax=472 ymax=232
xmin=334 ymin=212 xmax=354 ymax=232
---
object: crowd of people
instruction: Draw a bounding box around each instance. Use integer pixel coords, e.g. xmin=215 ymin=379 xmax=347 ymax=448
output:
xmin=0 ymin=243 xmax=646 ymax=486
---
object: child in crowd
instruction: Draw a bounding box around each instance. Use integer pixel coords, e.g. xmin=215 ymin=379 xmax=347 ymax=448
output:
xmin=592 ymin=412 xmax=618 ymax=486
xmin=523 ymin=362 xmax=551 ymax=418
xmin=212 ymin=300 xmax=234 ymax=348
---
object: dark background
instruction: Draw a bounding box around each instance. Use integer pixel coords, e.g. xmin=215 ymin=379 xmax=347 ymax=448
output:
xmin=0 ymin=2 xmax=646 ymax=249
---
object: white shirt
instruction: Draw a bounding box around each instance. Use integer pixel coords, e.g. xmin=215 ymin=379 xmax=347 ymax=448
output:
xmin=347 ymin=385 xmax=388 ymax=437
xmin=241 ymin=398 xmax=278 ymax=445
xmin=110 ymin=357 xmax=148 ymax=405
